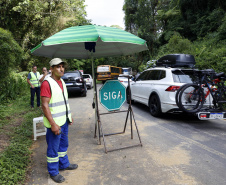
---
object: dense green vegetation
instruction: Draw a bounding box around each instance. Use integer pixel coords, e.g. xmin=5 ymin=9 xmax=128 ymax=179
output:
xmin=0 ymin=0 xmax=89 ymax=69
xmin=0 ymin=0 xmax=226 ymax=184
xmin=0 ymin=28 xmax=26 ymax=102
xmin=123 ymin=0 xmax=226 ymax=72
xmin=0 ymin=0 xmax=90 ymax=103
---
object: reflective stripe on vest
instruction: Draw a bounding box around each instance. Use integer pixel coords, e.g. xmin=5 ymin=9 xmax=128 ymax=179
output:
xmin=49 ymin=100 xmax=69 ymax=107
xmin=30 ymin=72 xmax=40 ymax=87
xmin=43 ymin=77 xmax=72 ymax=128
xmin=52 ymin=110 xmax=71 ymax=119
xmin=58 ymin=151 xmax=67 ymax=158
xmin=47 ymin=156 xmax=59 ymax=163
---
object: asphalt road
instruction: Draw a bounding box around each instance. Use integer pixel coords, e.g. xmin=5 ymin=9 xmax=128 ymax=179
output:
xmin=28 ymin=84 xmax=226 ymax=185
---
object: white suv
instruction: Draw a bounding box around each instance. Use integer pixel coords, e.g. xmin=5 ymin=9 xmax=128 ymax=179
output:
xmin=129 ymin=67 xmax=196 ymax=116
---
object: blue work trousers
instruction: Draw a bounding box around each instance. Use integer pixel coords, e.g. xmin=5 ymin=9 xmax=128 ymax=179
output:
xmin=46 ymin=121 xmax=70 ymax=176
xmin=30 ymin=87 xmax=40 ymax=108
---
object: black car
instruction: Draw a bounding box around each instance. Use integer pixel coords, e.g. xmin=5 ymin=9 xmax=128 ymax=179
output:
xmin=62 ymin=71 xmax=87 ymax=97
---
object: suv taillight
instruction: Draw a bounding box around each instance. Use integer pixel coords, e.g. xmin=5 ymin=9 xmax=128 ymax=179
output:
xmin=165 ymin=86 xmax=180 ymax=92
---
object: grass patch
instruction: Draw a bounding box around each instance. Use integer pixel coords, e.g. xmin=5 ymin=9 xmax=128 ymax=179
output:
xmin=0 ymin=91 xmax=42 ymax=185
xmin=96 ymin=80 xmax=103 ymax=84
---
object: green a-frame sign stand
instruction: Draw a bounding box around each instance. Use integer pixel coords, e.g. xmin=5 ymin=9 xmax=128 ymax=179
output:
xmin=93 ymin=75 xmax=142 ymax=153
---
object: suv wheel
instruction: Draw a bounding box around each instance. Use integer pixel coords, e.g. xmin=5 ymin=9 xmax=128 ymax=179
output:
xmin=149 ymin=94 xmax=162 ymax=117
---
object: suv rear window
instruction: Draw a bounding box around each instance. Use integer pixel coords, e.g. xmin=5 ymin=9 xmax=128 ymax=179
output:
xmin=137 ymin=70 xmax=166 ymax=81
xmin=172 ymin=70 xmax=194 ymax=83
xmin=83 ymin=75 xmax=90 ymax=78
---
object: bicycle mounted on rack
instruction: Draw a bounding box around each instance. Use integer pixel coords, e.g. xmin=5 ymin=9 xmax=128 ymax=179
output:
xmin=154 ymin=53 xmax=226 ymax=119
xmin=175 ymin=69 xmax=226 ymax=119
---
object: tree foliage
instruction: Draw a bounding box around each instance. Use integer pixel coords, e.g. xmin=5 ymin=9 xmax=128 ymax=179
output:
xmin=123 ymin=0 xmax=160 ymax=55
xmin=178 ymin=0 xmax=226 ymax=40
xmin=0 ymin=28 xmax=28 ymax=103
xmin=0 ymin=0 xmax=89 ymax=101
xmin=123 ymin=0 xmax=226 ymax=73
xmin=0 ymin=28 xmax=23 ymax=81
xmin=0 ymin=0 xmax=89 ymax=70
xmin=0 ymin=0 xmax=88 ymax=47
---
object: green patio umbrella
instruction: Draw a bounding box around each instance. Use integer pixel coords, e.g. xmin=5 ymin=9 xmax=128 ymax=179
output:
xmin=31 ymin=25 xmax=148 ymax=147
xmin=31 ymin=25 xmax=148 ymax=58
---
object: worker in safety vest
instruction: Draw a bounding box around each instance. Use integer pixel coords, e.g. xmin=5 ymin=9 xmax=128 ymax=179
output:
xmin=39 ymin=67 xmax=51 ymax=84
xmin=41 ymin=58 xmax=78 ymax=183
xmin=27 ymin=65 xmax=40 ymax=108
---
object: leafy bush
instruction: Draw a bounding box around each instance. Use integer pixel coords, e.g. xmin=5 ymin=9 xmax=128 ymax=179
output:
xmin=0 ymin=28 xmax=23 ymax=82
xmin=156 ymin=34 xmax=226 ymax=74
xmin=194 ymin=38 xmax=226 ymax=73
xmin=0 ymin=28 xmax=26 ymax=103
xmin=156 ymin=34 xmax=195 ymax=60
xmin=167 ymin=35 xmax=194 ymax=54
xmin=0 ymin=71 xmax=29 ymax=103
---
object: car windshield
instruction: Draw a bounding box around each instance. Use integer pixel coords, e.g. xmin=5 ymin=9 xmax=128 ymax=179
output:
xmin=172 ymin=70 xmax=195 ymax=83
xmin=97 ymin=66 xmax=109 ymax=72
xmin=83 ymin=75 xmax=90 ymax=78
xmin=63 ymin=72 xmax=80 ymax=78
xmin=123 ymin=69 xmax=129 ymax=72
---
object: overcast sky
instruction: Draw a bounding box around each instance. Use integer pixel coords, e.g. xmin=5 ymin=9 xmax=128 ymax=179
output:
xmin=84 ymin=0 xmax=125 ymax=29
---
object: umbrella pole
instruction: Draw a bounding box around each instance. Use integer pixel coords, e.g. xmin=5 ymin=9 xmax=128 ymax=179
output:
xmin=91 ymin=54 xmax=101 ymax=145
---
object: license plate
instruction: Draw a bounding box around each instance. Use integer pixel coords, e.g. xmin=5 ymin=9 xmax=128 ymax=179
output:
xmin=66 ymin=83 xmax=73 ymax=86
xmin=210 ymin=113 xmax=223 ymax=119
xmin=198 ymin=112 xmax=225 ymax=120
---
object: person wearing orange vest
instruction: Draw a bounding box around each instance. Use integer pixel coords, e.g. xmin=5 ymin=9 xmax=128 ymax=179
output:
xmin=27 ymin=65 xmax=40 ymax=108
xmin=41 ymin=58 xmax=78 ymax=183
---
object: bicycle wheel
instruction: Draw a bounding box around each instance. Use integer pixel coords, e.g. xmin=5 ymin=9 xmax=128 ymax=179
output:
xmin=178 ymin=84 xmax=205 ymax=113
xmin=175 ymin=84 xmax=189 ymax=108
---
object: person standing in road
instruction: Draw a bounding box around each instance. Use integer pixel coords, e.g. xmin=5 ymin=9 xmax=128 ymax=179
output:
xmin=39 ymin=67 xmax=51 ymax=84
xmin=41 ymin=58 xmax=78 ymax=183
xmin=27 ymin=65 xmax=40 ymax=108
